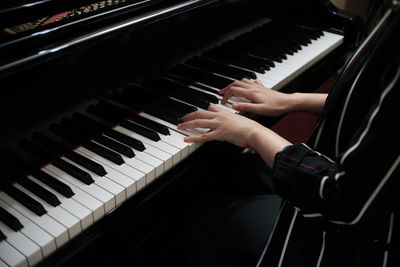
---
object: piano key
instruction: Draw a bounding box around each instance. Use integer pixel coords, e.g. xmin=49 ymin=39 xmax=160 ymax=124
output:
xmin=65 ymin=155 xmax=137 ymax=198
xmin=45 ymin=164 xmax=116 ymax=213
xmin=41 ymin=168 xmax=105 ymax=221
xmin=88 ymin=125 xmax=161 ymax=179
xmin=0 ymin=206 xmax=23 ymax=231
xmin=0 ymin=199 xmax=56 ymax=257
xmin=0 ymin=192 xmax=69 ymax=248
xmin=119 ymin=120 xmax=160 ymax=142
xmin=139 ymin=113 xmax=203 ymax=152
xmin=186 ymin=55 xmax=256 ymax=80
xmin=19 ymin=138 xmax=95 ymax=186
xmin=27 ymin=175 xmax=93 ymax=230
xmin=0 ymin=177 xmax=46 ymax=216
xmin=62 ymin=117 xmax=136 ymax=159
xmin=0 ymin=149 xmax=75 ymax=198
xmin=14 ymin=184 xmax=82 ymax=239
xmin=114 ymin=126 xmax=177 ymax=169
xmin=50 ymin=123 xmax=125 ymax=165
xmin=128 ymin=115 xmax=170 ymax=136
xmin=52 ymin=158 xmax=95 ymax=185
xmin=0 ymin=230 xmax=5 ymax=241
xmin=153 ymin=127 xmax=190 ymax=159
xmin=0 ymin=164 xmax=61 ymax=207
xmin=61 ymin=157 xmax=126 ymax=206
xmin=75 ymin=147 xmax=146 ymax=191
xmin=0 ymin=239 xmax=28 ymax=267
xmin=0 ymin=221 xmax=42 ymax=266
xmin=32 ymin=132 xmax=107 ymax=177
xmin=93 ymin=135 xmax=135 ymax=158
xmin=103 ymin=129 xmax=146 ymax=152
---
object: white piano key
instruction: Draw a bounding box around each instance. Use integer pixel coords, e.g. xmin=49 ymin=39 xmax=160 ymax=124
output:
xmin=100 ymin=134 xmax=157 ymax=181
xmin=41 ymin=168 xmax=105 ymax=222
xmin=62 ymin=157 xmax=126 ymax=206
xmin=0 ymin=240 xmax=27 ymax=267
xmin=0 ymin=259 xmax=7 ymax=267
xmin=139 ymin=112 xmax=204 ymax=152
xmin=45 ymin=164 xmax=115 ymax=213
xmin=76 ymin=146 xmax=146 ymax=191
xmin=114 ymin=126 xmax=174 ymax=170
xmin=0 ymin=199 xmax=56 ymax=257
xmin=130 ymin=148 xmax=163 ymax=178
xmin=0 ymin=222 xmax=42 ymax=266
xmin=28 ymin=175 xmax=93 ymax=230
xmin=157 ymin=129 xmax=190 ymax=159
xmin=13 ymin=184 xmax=82 ymax=239
xmin=0 ymin=192 xmax=69 ymax=248
xmin=28 ymin=175 xmax=94 ymax=230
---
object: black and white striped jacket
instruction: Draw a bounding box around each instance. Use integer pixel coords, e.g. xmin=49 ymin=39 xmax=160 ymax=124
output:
xmin=258 ymin=6 xmax=400 ymax=267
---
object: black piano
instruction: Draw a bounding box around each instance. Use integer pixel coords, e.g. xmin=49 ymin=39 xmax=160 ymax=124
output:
xmin=0 ymin=0 xmax=362 ymax=266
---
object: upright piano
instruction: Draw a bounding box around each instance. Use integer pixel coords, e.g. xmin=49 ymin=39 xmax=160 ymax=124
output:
xmin=0 ymin=0 xmax=362 ymax=266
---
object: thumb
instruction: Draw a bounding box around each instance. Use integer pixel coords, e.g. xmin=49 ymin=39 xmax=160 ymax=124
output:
xmin=232 ymin=102 xmax=261 ymax=114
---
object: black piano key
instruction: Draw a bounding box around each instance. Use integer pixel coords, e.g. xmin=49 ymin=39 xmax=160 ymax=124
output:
xmin=129 ymin=115 xmax=170 ymax=136
xmin=0 ymin=206 xmax=23 ymax=231
xmin=0 ymin=164 xmax=61 ymax=207
xmin=1 ymin=155 xmax=63 ymax=207
xmin=0 ymin=229 xmax=6 ymax=241
xmin=62 ymin=117 xmax=135 ymax=159
xmin=18 ymin=178 xmax=61 ymax=207
xmin=64 ymin=151 xmax=107 ymax=176
xmin=145 ymin=107 xmax=182 ymax=125
xmin=119 ymin=120 xmax=160 ymax=142
xmin=0 ymin=149 xmax=74 ymax=198
xmin=143 ymin=77 xmax=218 ymax=107
xmin=32 ymin=132 xmax=107 ymax=177
xmin=50 ymin=123 xmax=125 ymax=165
xmin=30 ymin=170 xmax=74 ymax=198
xmin=169 ymin=64 xmax=233 ymax=89
xmin=19 ymin=138 xmax=95 ymax=185
xmin=188 ymin=56 xmax=257 ymax=80
xmin=103 ymin=129 xmax=146 ymax=151
xmin=0 ymin=176 xmax=46 ymax=216
xmin=84 ymin=141 xmax=125 ymax=165
xmin=161 ymin=76 xmax=219 ymax=104
xmin=92 ymin=135 xmax=135 ymax=158
xmin=51 ymin=158 xmax=94 ymax=185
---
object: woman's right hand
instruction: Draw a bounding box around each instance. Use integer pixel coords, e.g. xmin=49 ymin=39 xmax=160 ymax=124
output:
xmin=219 ymin=78 xmax=294 ymax=117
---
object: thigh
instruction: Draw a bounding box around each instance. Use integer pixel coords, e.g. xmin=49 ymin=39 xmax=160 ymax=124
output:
xmin=190 ymin=194 xmax=282 ymax=267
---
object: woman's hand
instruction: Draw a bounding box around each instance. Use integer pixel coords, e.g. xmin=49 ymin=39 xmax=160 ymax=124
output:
xmin=177 ymin=104 xmax=266 ymax=149
xmin=220 ymin=78 xmax=328 ymax=116
xmin=177 ymin=104 xmax=292 ymax=167
xmin=219 ymin=78 xmax=293 ymax=117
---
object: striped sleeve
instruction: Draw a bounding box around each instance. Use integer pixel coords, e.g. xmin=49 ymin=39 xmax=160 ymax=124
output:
xmin=272 ymin=63 xmax=400 ymax=226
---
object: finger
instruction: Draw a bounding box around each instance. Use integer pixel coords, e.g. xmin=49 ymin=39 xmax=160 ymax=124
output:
xmin=208 ymin=104 xmax=223 ymax=112
xmin=254 ymin=79 xmax=264 ymax=86
xmin=221 ymin=87 xmax=254 ymax=104
xmin=181 ymin=109 xmax=215 ymax=121
xmin=219 ymin=80 xmax=253 ymax=94
xmin=183 ymin=131 xmax=217 ymax=143
xmin=177 ymin=119 xmax=217 ymax=130
xmin=232 ymin=102 xmax=262 ymax=113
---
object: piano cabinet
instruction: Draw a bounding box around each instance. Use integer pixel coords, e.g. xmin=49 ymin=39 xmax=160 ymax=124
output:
xmin=0 ymin=0 xmax=362 ymax=266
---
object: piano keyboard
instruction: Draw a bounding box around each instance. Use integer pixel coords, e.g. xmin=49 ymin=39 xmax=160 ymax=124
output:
xmin=0 ymin=20 xmax=343 ymax=267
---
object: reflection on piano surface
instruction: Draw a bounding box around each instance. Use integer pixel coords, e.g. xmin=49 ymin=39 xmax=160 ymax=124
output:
xmin=0 ymin=0 xmax=362 ymax=266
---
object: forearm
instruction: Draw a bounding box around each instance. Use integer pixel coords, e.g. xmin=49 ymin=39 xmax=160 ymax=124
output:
xmin=287 ymin=93 xmax=328 ymax=114
xmin=248 ymin=126 xmax=292 ymax=168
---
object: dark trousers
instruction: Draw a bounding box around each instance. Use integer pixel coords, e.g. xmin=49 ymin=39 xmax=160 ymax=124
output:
xmin=188 ymin=152 xmax=282 ymax=267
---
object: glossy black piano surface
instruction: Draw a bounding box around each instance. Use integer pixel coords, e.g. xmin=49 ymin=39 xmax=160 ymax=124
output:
xmin=0 ymin=0 xmax=362 ymax=266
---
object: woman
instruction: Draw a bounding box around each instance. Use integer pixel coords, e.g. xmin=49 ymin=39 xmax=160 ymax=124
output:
xmin=178 ymin=6 xmax=400 ymax=267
